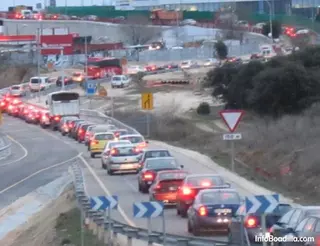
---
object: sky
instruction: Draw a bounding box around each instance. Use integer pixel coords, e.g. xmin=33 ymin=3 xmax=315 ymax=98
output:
xmin=0 ymin=0 xmax=114 ymax=11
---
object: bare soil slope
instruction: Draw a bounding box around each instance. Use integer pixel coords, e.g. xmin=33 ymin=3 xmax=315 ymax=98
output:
xmin=0 ymin=65 xmax=37 ymax=89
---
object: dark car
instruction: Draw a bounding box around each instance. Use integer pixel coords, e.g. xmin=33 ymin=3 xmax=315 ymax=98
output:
xmin=187 ymin=188 xmax=241 ymax=236
xmin=59 ymin=116 xmax=79 ymax=133
xmin=282 ymin=214 xmax=320 ymax=246
xmin=69 ymin=120 xmax=85 ymax=139
xmin=176 ymin=174 xmax=229 ymax=217
xmin=228 ymin=203 xmax=292 ymax=243
xmin=149 ymin=170 xmax=189 ymax=206
xmin=65 ymin=119 xmax=83 ymax=137
xmin=138 ymin=149 xmax=172 ymax=168
xmin=137 ymin=157 xmax=183 ymax=193
xmin=270 ymin=206 xmax=320 ymax=245
xmin=77 ymin=123 xmax=94 ymax=143
xmin=56 ymin=76 xmax=73 ymax=87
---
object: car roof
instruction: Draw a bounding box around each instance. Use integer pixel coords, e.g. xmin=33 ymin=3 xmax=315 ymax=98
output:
xmin=185 ymin=174 xmax=223 ymax=178
xmin=94 ymin=132 xmax=114 ymax=136
xmin=144 ymin=149 xmax=169 ymax=152
xmin=108 ymin=140 xmax=131 ymax=144
xmin=157 ymin=170 xmax=187 ymax=174
xmin=120 ymin=134 xmax=143 ymax=138
xmin=145 ymin=157 xmax=175 ymax=161
xmin=199 ymin=188 xmax=238 ymax=194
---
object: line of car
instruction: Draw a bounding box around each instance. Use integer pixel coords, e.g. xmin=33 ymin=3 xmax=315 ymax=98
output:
xmin=1 ymin=96 xmax=320 ymax=244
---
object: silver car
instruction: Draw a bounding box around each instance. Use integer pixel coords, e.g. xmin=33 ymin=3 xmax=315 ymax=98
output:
xmin=104 ymin=144 xmax=141 ymax=175
xmin=101 ymin=140 xmax=132 ymax=168
xmin=118 ymin=134 xmax=148 ymax=150
xmin=10 ymin=84 xmax=27 ymax=97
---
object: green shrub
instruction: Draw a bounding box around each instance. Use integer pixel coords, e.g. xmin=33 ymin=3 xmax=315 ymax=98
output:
xmin=197 ymin=102 xmax=211 ymax=115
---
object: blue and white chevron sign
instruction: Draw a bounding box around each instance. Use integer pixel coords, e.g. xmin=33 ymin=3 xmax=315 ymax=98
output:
xmin=133 ymin=202 xmax=164 ymax=218
xmin=245 ymin=194 xmax=279 ymax=215
xmin=90 ymin=196 xmax=118 ymax=211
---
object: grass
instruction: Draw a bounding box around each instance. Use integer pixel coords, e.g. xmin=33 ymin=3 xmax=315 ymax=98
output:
xmin=55 ymin=208 xmax=105 ymax=246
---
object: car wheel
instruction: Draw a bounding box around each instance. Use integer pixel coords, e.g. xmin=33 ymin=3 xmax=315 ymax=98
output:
xmin=141 ymin=186 xmax=148 ymax=194
xmin=180 ymin=207 xmax=187 ymax=218
xmin=138 ymin=182 xmax=142 ymax=192
xmin=192 ymin=226 xmax=201 ymax=236
xmin=62 ymin=132 xmax=66 ymax=136
xmin=78 ymin=139 xmax=82 ymax=143
xmin=90 ymin=153 xmax=95 ymax=158
xmin=107 ymin=169 xmax=114 ymax=175
xmin=102 ymin=162 xmax=106 ymax=169
xmin=187 ymin=220 xmax=192 ymax=233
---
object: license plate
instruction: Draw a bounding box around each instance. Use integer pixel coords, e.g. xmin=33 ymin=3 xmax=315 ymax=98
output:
xmin=120 ymin=164 xmax=133 ymax=169
xmin=147 ymin=181 xmax=152 ymax=184
xmin=169 ymin=187 xmax=177 ymax=191
xmin=214 ymin=209 xmax=232 ymax=213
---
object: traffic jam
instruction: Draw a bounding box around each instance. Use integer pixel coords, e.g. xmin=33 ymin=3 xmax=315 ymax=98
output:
xmin=1 ymin=91 xmax=320 ymax=244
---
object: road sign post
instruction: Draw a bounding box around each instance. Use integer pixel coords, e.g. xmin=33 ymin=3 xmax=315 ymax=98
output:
xmin=90 ymin=195 xmax=118 ymax=244
xmin=219 ymin=109 xmax=244 ymax=172
xmin=86 ymin=81 xmax=97 ymax=109
xmin=245 ymin=194 xmax=279 ymax=246
xmin=141 ymin=93 xmax=153 ymax=137
xmin=133 ymin=201 xmax=165 ymax=243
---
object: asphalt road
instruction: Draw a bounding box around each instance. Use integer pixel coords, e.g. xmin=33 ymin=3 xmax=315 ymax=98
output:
xmin=0 ymin=115 xmax=79 ymax=209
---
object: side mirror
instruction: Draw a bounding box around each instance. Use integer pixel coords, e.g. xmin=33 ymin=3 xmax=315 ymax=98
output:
xmin=180 ymin=165 xmax=184 ymax=169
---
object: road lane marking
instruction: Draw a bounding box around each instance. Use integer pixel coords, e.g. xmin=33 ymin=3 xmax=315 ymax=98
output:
xmin=78 ymin=154 xmax=136 ymax=227
xmin=0 ymin=154 xmax=80 ymax=194
xmin=0 ymin=135 xmax=28 ymax=167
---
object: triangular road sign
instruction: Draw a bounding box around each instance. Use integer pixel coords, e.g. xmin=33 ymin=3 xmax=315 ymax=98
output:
xmin=219 ymin=110 xmax=244 ymax=132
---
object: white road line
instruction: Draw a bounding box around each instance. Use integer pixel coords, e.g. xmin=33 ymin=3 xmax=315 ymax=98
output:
xmin=78 ymin=154 xmax=136 ymax=227
xmin=0 ymin=153 xmax=80 ymax=194
xmin=0 ymin=135 xmax=28 ymax=167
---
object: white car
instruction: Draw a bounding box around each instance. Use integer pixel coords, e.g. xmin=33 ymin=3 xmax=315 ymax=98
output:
xmin=180 ymin=60 xmax=197 ymax=69
xmin=181 ymin=19 xmax=197 ymax=25
xmin=10 ymin=84 xmax=28 ymax=97
xmin=29 ymin=77 xmax=51 ymax=92
xmin=170 ymin=46 xmax=183 ymax=50
xmin=203 ymin=58 xmax=219 ymax=66
xmin=111 ymin=75 xmax=130 ymax=88
xmin=127 ymin=65 xmax=145 ymax=75
xmin=118 ymin=134 xmax=148 ymax=151
xmin=255 ymin=22 xmax=266 ymax=29
xmin=101 ymin=140 xmax=132 ymax=168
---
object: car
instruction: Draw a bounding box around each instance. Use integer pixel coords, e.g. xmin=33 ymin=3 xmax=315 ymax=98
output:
xmin=0 ymin=95 xmax=14 ymax=112
xmin=149 ymin=170 xmax=189 ymax=205
xmin=7 ymin=99 xmax=23 ymax=116
xmin=104 ymin=143 xmax=142 ymax=175
xmin=137 ymin=157 xmax=183 ymax=193
xmin=101 ymin=140 xmax=132 ymax=169
xmin=39 ymin=110 xmax=51 ymax=128
xmin=10 ymin=84 xmax=28 ymax=97
xmin=180 ymin=60 xmax=197 ymax=69
xmin=203 ymin=58 xmax=219 ymax=67
xmin=187 ymin=188 xmax=241 ymax=236
xmin=25 ymin=109 xmax=39 ymax=124
xmin=65 ymin=119 xmax=83 ymax=136
xmin=281 ymin=214 xmax=320 ymax=246
xmin=118 ymin=134 xmax=148 ymax=151
xmin=111 ymin=75 xmax=130 ymax=88
xmin=29 ymin=76 xmax=51 ymax=92
xmin=77 ymin=123 xmax=94 ymax=143
xmin=270 ymin=206 xmax=320 ymax=244
xmin=145 ymin=64 xmax=157 ymax=72
xmin=58 ymin=116 xmax=79 ymax=132
xmin=69 ymin=120 xmax=85 ymax=139
xmin=127 ymin=65 xmax=145 ymax=75
xmin=56 ymin=76 xmax=73 ymax=87
xmin=228 ymin=203 xmax=292 ymax=243
xmin=89 ymin=132 xmax=116 ymax=158
xmin=85 ymin=124 xmax=117 ymax=146
xmin=138 ymin=149 xmax=171 ymax=168
xmin=72 ymin=72 xmax=84 ymax=83
xmin=176 ymin=174 xmax=229 ymax=217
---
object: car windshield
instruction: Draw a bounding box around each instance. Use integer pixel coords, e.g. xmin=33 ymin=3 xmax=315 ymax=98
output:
xmin=120 ymin=136 xmax=143 ymax=143
xmin=108 ymin=141 xmax=131 ymax=148
xmin=113 ymin=76 xmax=121 ymax=81
xmin=113 ymin=146 xmax=139 ymax=156
xmin=144 ymin=150 xmax=170 ymax=159
xmin=113 ymin=130 xmax=128 ymax=136
xmin=11 ymin=86 xmax=21 ymax=90
xmin=82 ymin=124 xmax=93 ymax=130
xmin=158 ymin=171 xmax=187 ymax=181
xmin=201 ymin=192 xmax=240 ymax=204
xmin=185 ymin=176 xmax=224 ymax=187
xmin=31 ymin=78 xmax=40 ymax=83
xmin=95 ymin=134 xmax=114 ymax=140
xmin=145 ymin=159 xmax=178 ymax=169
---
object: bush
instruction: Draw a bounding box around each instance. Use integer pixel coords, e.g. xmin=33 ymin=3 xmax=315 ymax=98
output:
xmin=196 ymin=102 xmax=211 ymax=115
xmin=205 ymin=46 xmax=320 ymax=117
xmin=214 ymin=41 xmax=228 ymax=60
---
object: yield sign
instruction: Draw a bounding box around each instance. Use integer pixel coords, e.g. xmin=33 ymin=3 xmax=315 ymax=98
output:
xmin=219 ymin=109 xmax=244 ymax=132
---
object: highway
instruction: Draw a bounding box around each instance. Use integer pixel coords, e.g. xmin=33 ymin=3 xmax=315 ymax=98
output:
xmin=0 ymin=114 xmax=79 ymax=210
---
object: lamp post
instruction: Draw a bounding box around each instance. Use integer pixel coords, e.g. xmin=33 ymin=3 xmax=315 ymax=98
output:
xmin=265 ymin=0 xmax=273 ymax=40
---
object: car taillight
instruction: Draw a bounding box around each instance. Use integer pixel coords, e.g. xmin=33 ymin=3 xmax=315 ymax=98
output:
xmin=154 ymin=184 xmax=161 ymax=191
xmin=198 ymin=206 xmax=208 ymax=216
xmin=68 ymin=123 xmax=73 ymax=128
xmin=139 ymin=142 xmax=146 ymax=148
xmin=54 ymin=116 xmax=60 ymax=121
xmin=78 ymin=129 xmax=83 ymax=134
xmin=42 ymin=115 xmax=48 ymax=120
xmin=110 ymin=149 xmax=118 ymax=155
xmin=8 ymin=105 xmax=13 ymax=110
xmin=245 ymin=216 xmax=257 ymax=228
xmin=182 ymin=187 xmax=192 ymax=195
xmin=143 ymin=172 xmax=154 ymax=181
xmin=0 ymin=102 xmax=4 ymax=106
xmin=91 ymin=140 xmax=99 ymax=145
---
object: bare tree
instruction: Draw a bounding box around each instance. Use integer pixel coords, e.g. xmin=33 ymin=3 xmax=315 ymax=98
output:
xmin=121 ymin=15 xmax=160 ymax=45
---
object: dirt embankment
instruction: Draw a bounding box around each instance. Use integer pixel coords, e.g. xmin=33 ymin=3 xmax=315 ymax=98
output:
xmin=0 ymin=65 xmax=37 ymax=89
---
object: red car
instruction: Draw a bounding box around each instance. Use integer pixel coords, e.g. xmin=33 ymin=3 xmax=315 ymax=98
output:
xmin=77 ymin=123 xmax=94 ymax=143
xmin=149 ymin=170 xmax=189 ymax=206
xmin=176 ymin=174 xmax=230 ymax=217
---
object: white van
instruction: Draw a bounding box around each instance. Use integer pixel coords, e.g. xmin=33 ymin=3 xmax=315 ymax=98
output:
xmin=29 ymin=77 xmax=51 ymax=92
xmin=111 ymin=75 xmax=130 ymax=88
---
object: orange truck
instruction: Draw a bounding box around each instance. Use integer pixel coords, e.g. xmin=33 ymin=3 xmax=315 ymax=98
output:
xmin=151 ymin=9 xmax=182 ymax=25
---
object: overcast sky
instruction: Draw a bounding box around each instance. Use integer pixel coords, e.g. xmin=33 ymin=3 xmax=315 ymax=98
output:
xmin=1 ymin=0 xmax=114 ymax=11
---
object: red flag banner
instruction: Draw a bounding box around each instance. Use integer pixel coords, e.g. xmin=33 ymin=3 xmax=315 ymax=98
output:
xmin=40 ymin=34 xmax=73 ymax=55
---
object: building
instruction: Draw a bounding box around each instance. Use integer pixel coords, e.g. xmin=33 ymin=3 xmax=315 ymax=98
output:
xmin=129 ymin=0 xmax=290 ymax=14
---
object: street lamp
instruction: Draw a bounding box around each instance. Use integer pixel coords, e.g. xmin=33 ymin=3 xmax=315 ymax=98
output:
xmin=265 ymin=0 xmax=273 ymax=40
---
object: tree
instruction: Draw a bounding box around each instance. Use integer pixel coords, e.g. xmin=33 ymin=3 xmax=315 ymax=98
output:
xmin=120 ymin=15 xmax=160 ymax=45
xmin=262 ymin=20 xmax=282 ymax=39
xmin=214 ymin=41 xmax=228 ymax=60
xmin=248 ymin=62 xmax=320 ymax=117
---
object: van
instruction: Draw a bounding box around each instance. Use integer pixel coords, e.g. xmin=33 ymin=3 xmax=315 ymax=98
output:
xmin=111 ymin=75 xmax=130 ymax=88
xmin=29 ymin=77 xmax=51 ymax=92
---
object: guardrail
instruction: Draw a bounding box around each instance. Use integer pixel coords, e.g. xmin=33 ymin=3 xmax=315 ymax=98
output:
xmin=0 ymin=134 xmax=11 ymax=160
xmin=70 ymin=161 xmax=235 ymax=246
